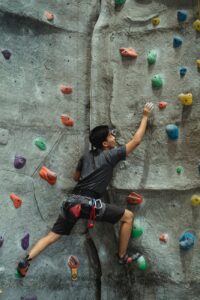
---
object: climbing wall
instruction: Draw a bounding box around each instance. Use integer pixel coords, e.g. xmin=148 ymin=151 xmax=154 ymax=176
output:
xmin=0 ymin=0 xmax=200 ymax=299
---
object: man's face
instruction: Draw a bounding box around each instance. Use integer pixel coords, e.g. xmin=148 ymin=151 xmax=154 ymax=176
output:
xmin=104 ymin=131 xmax=116 ymax=149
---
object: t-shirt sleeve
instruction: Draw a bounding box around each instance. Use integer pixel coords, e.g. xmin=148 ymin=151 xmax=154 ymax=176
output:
xmin=76 ymin=156 xmax=84 ymax=172
xmin=105 ymin=145 xmax=126 ymax=167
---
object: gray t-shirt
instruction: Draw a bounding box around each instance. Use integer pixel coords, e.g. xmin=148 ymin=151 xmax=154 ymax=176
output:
xmin=73 ymin=145 xmax=126 ymax=197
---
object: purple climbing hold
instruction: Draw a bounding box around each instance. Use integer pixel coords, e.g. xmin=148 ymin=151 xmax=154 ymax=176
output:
xmin=21 ymin=233 xmax=30 ymax=251
xmin=0 ymin=235 xmax=4 ymax=248
xmin=14 ymin=155 xmax=26 ymax=169
xmin=1 ymin=49 xmax=12 ymax=60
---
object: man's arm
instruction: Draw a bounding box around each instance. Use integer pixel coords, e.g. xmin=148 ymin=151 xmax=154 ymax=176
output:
xmin=73 ymin=170 xmax=81 ymax=182
xmin=126 ymin=102 xmax=153 ymax=156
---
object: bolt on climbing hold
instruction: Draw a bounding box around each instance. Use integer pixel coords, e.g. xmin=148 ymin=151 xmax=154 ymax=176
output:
xmin=173 ymin=36 xmax=183 ymax=48
xmin=61 ymin=114 xmax=74 ymax=126
xmin=68 ymin=255 xmax=79 ymax=281
xmin=176 ymin=166 xmax=183 ymax=174
xmin=0 ymin=235 xmax=4 ymax=247
xmin=60 ymin=85 xmax=73 ymax=94
xmin=131 ymin=226 xmax=143 ymax=238
xmin=119 ymin=48 xmax=138 ymax=58
xmin=34 ymin=137 xmax=46 ymax=151
xmin=44 ymin=11 xmax=54 ymax=21
xmin=177 ymin=10 xmax=188 ymax=22
xmin=127 ymin=192 xmax=143 ymax=204
xmin=191 ymin=195 xmax=200 ymax=206
xmin=193 ymin=19 xmax=200 ymax=32
xmin=159 ymin=233 xmax=168 ymax=243
xmin=136 ymin=255 xmax=147 ymax=271
xmin=151 ymin=74 xmax=163 ymax=88
xmin=21 ymin=233 xmax=30 ymax=251
xmin=166 ymin=124 xmax=179 ymax=140
xmin=151 ymin=17 xmax=160 ymax=26
xmin=179 ymin=67 xmax=187 ymax=77
xmin=1 ymin=49 xmax=12 ymax=60
xmin=14 ymin=155 xmax=26 ymax=169
xmin=147 ymin=50 xmax=157 ymax=64
xmin=39 ymin=166 xmax=57 ymax=185
xmin=10 ymin=193 xmax=22 ymax=208
xmin=158 ymin=101 xmax=167 ymax=109
xmin=179 ymin=231 xmax=196 ymax=250
xmin=178 ymin=93 xmax=192 ymax=106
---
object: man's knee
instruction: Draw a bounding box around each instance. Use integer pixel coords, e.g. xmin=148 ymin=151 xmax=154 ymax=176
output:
xmin=121 ymin=209 xmax=134 ymax=224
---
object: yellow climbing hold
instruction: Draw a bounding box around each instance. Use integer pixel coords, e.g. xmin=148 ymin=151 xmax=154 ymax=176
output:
xmin=152 ymin=17 xmax=160 ymax=26
xmin=196 ymin=59 xmax=200 ymax=68
xmin=191 ymin=195 xmax=200 ymax=206
xmin=178 ymin=93 xmax=193 ymax=106
xmin=193 ymin=19 xmax=200 ymax=32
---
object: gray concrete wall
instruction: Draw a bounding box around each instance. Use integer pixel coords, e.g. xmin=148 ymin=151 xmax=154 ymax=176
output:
xmin=0 ymin=0 xmax=200 ymax=299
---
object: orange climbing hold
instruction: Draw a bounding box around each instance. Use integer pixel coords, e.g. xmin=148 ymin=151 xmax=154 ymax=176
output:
xmin=127 ymin=192 xmax=143 ymax=204
xmin=158 ymin=101 xmax=168 ymax=109
xmin=159 ymin=233 xmax=168 ymax=243
xmin=44 ymin=11 xmax=54 ymax=21
xmin=60 ymin=85 xmax=73 ymax=94
xmin=39 ymin=166 xmax=57 ymax=185
xmin=10 ymin=193 xmax=22 ymax=208
xmin=119 ymin=48 xmax=138 ymax=58
xmin=61 ymin=114 xmax=74 ymax=126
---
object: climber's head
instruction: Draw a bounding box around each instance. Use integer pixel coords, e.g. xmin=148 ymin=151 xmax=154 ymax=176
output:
xmin=89 ymin=125 xmax=116 ymax=150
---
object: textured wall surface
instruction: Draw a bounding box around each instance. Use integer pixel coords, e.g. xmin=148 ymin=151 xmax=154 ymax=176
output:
xmin=0 ymin=0 xmax=200 ymax=299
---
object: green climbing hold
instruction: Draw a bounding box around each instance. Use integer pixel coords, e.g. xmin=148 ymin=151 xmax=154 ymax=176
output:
xmin=115 ymin=0 xmax=126 ymax=5
xmin=147 ymin=50 xmax=157 ymax=64
xmin=152 ymin=75 xmax=163 ymax=88
xmin=131 ymin=226 xmax=144 ymax=238
xmin=34 ymin=137 xmax=46 ymax=151
xmin=15 ymin=271 xmax=21 ymax=278
xmin=176 ymin=166 xmax=183 ymax=174
xmin=136 ymin=256 xmax=147 ymax=271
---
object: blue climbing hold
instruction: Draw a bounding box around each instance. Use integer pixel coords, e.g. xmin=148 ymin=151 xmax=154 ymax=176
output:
xmin=173 ymin=36 xmax=183 ymax=48
xmin=1 ymin=49 xmax=12 ymax=60
xmin=21 ymin=233 xmax=30 ymax=251
xmin=166 ymin=124 xmax=179 ymax=140
xmin=179 ymin=231 xmax=196 ymax=250
xmin=179 ymin=67 xmax=187 ymax=77
xmin=177 ymin=10 xmax=188 ymax=22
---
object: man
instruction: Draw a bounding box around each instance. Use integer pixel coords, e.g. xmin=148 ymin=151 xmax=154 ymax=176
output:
xmin=17 ymin=102 xmax=153 ymax=277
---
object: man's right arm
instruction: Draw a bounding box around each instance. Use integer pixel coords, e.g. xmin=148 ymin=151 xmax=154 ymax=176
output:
xmin=126 ymin=102 xmax=153 ymax=156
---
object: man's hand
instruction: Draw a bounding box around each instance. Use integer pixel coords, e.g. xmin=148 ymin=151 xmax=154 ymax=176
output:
xmin=143 ymin=102 xmax=154 ymax=117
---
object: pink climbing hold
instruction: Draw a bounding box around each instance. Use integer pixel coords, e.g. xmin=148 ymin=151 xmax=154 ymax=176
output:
xmin=119 ymin=48 xmax=138 ymax=58
xmin=61 ymin=114 xmax=74 ymax=126
xmin=10 ymin=193 xmax=22 ymax=208
xmin=44 ymin=11 xmax=54 ymax=21
xmin=60 ymin=85 xmax=73 ymax=94
xmin=127 ymin=192 xmax=143 ymax=204
xmin=158 ymin=101 xmax=168 ymax=109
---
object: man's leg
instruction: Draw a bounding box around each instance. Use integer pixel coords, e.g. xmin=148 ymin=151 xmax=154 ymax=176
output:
xmin=118 ymin=209 xmax=134 ymax=258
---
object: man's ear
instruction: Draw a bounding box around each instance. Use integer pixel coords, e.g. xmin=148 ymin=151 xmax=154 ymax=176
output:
xmin=102 ymin=140 xmax=108 ymax=148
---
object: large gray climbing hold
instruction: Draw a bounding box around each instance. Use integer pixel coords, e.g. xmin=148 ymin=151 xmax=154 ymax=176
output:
xmin=0 ymin=128 xmax=9 ymax=145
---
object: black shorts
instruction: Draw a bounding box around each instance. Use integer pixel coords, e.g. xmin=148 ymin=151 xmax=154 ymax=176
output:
xmin=51 ymin=196 xmax=125 ymax=235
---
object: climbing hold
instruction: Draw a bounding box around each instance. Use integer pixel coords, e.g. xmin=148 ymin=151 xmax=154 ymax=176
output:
xmin=158 ymin=101 xmax=167 ymax=109
xmin=21 ymin=297 xmax=37 ymax=300
xmin=119 ymin=48 xmax=138 ymax=58
xmin=115 ymin=0 xmax=126 ymax=5
xmin=14 ymin=155 xmax=26 ymax=169
xmin=131 ymin=226 xmax=143 ymax=238
xmin=0 ymin=235 xmax=4 ymax=247
xmin=44 ymin=11 xmax=54 ymax=21
xmin=136 ymin=255 xmax=147 ymax=271
xmin=166 ymin=124 xmax=179 ymax=140
xmin=178 ymin=93 xmax=192 ymax=106
xmin=127 ymin=192 xmax=143 ymax=204
xmin=159 ymin=233 xmax=168 ymax=243
xmin=39 ymin=166 xmax=57 ymax=185
xmin=191 ymin=195 xmax=200 ymax=207
xmin=193 ymin=19 xmax=200 ymax=32
xmin=60 ymin=85 xmax=73 ymax=94
xmin=147 ymin=50 xmax=157 ymax=64
xmin=176 ymin=166 xmax=183 ymax=174
xmin=34 ymin=137 xmax=46 ymax=151
xmin=68 ymin=255 xmax=79 ymax=281
xmin=151 ymin=75 xmax=163 ymax=88
xmin=10 ymin=193 xmax=22 ymax=208
xmin=21 ymin=233 xmax=30 ymax=251
xmin=198 ymin=161 xmax=200 ymax=174
xmin=179 ymin=67 xmax=187 ymax=77
xmin=173 ymin=36 xmax=183 ymax=48
xmin=151 ymin=17 xmax=160 ymax=26
xmin=61 ymin=114 xmax=74 ymax=126
xmin=196 ymin=59 xmax=200 ymax=69
xmin=179 ymin=231 xmax=196 ymax=250
xmin=1 ymin=49 xmax=12 ymax=60
xmin=177 ymin=10 xmax=188 ymax=22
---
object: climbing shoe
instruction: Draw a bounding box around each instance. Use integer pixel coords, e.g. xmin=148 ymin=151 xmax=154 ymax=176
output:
xmin=17 ymin=257 xmax=30 ymax=277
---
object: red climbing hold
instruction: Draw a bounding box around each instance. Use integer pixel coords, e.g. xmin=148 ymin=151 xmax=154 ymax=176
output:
xmin=10 ymin=193 xmax=22 ymax=208
xmin=159 ymin=233 xmax=168 ymax=243
xmin=60 ymin=85 xmax=73 ymax=94
xmin=39 ymin=166 xmax=57 ymax=185
xmin=158 ymin=101 xmax=168 ymax=109
xmin=61 ymin=114 xmax=74 ymax=126
xmin=119 ymin=48 xmax=138 ymax=58
xmin=44 ymin=11 xmax=54 ymax=21
xmin=127 ymin=192 xmax=143 ymax=204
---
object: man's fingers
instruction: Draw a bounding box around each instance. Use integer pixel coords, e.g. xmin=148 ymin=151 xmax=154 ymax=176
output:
xmin=145 ymin=102 xmax=154 ymax=110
